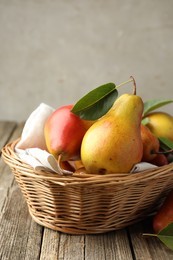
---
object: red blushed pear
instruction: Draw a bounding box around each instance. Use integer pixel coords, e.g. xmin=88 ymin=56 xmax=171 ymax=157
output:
xmin=153 ymin=189 xmax=173 ymax=233
xmin=44 ymin=104 xmax=94 ymax=161
xmin=150 ymin=154 xmax=168 ymax=167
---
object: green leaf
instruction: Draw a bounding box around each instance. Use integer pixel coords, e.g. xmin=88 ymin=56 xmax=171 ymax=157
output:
xmin=159 ymin=137 xmax=173 ymax=151
xmin=143 ymin=222 xmax=173 ymax=251
xmin=71 ymin=83 xmax=118 ymax=120
xmin=158 ymin=223 xmax=173 ymax=251
xmin=143 ymin=99 xmax=173 ymax=117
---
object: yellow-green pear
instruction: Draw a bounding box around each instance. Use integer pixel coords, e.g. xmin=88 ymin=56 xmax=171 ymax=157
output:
xmin=144 ymin=112 xmax=173 ymax=141
xmin=81 ymin=94 xmax=144 ymax=174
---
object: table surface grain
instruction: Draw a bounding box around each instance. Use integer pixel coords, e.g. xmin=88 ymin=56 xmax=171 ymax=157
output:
xmin=0 ymin=121 xmax=173 ymax=260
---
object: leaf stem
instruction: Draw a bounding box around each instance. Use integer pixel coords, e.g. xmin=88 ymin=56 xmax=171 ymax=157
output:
xmin=142 ymin=233 xmax=158 ymax=237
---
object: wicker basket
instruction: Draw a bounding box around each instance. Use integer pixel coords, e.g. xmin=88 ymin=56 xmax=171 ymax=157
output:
xmin=2 ymin=139 xmax=173 ymax=234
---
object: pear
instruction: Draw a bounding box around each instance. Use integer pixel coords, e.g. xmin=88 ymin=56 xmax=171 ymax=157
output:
xmin=141 ymin=124 xmax=160 ymax=162
xmin=44 ymin=104 xmax=94 ymax=161
xmin=144 ymin=112 xmax=173 ymax=141
xmin=150 ymin=154 xmax=168 ymax=166
xmin=81 ymin=93 xmax=144 ymax=174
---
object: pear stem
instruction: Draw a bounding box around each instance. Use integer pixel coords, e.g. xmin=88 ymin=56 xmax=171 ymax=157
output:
xmin=152 ymin=149 xmax=173 ymax=155
xmin=130 ymin=76 xmax=137 ymax=95
xmin=116 ymin=76 xmax=137 ymax=95
xmin=57 ymin=155 xmax=74 ymax=176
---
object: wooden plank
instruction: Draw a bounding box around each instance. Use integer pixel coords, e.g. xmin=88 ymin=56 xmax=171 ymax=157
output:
xmin=0 ymin=121 xmax=43 ymax=260
xmin=40 ymin=228 xmax=61 ymax=260
xmin=128 ymin=218 xmax=173 ymax=260
xmin=22 ymin=220 xmax=43 ymax=260
xmin=39 ymin=226 xmax=134 ymax=260
xmin=0 ymin=121 xmax=17 ymax=150
xmin=128 ymin=220 xmax=153 ymax=260
xmin=40 ymin=229 xmax=85 ymax=260
xmin=85 ymin=230 xmax=133 ymax=260
xmin=41 ymin=229 xmax=133 ymax=260
xmin=0 ymin=181 xmax=43 ymax=260
xmin=0 ymin=122 xmax=24 ymax=212
xmin=58 ymin=233 xmax=85 ymax=260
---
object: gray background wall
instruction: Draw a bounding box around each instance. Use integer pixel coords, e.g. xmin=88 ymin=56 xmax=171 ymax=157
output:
xmin=1 ymin=0 xmax=173 ymax=121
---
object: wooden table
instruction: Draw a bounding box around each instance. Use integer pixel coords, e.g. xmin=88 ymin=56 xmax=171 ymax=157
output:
xmin=0 ymin=120 xmax=173 ymax=260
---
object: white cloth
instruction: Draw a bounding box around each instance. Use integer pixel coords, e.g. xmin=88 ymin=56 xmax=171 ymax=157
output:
xmin=131 ymin=162 xmax=158 ymax=173
xmin=16 ymin=103 xmax=54 ymax=150
xmin=15 ymin=103 xmax=61 ymax=173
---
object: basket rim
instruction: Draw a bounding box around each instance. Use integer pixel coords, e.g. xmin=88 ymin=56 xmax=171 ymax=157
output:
xmin=2 ymin=138 xmax=173 ymax=185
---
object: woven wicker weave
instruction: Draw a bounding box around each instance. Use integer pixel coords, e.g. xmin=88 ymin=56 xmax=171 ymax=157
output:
xmin=2 ymin=139 xmax=173 ymax=234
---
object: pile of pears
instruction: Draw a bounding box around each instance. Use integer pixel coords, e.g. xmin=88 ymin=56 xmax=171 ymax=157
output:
xmin=44 ymin=81 xmax=173 ymax=175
